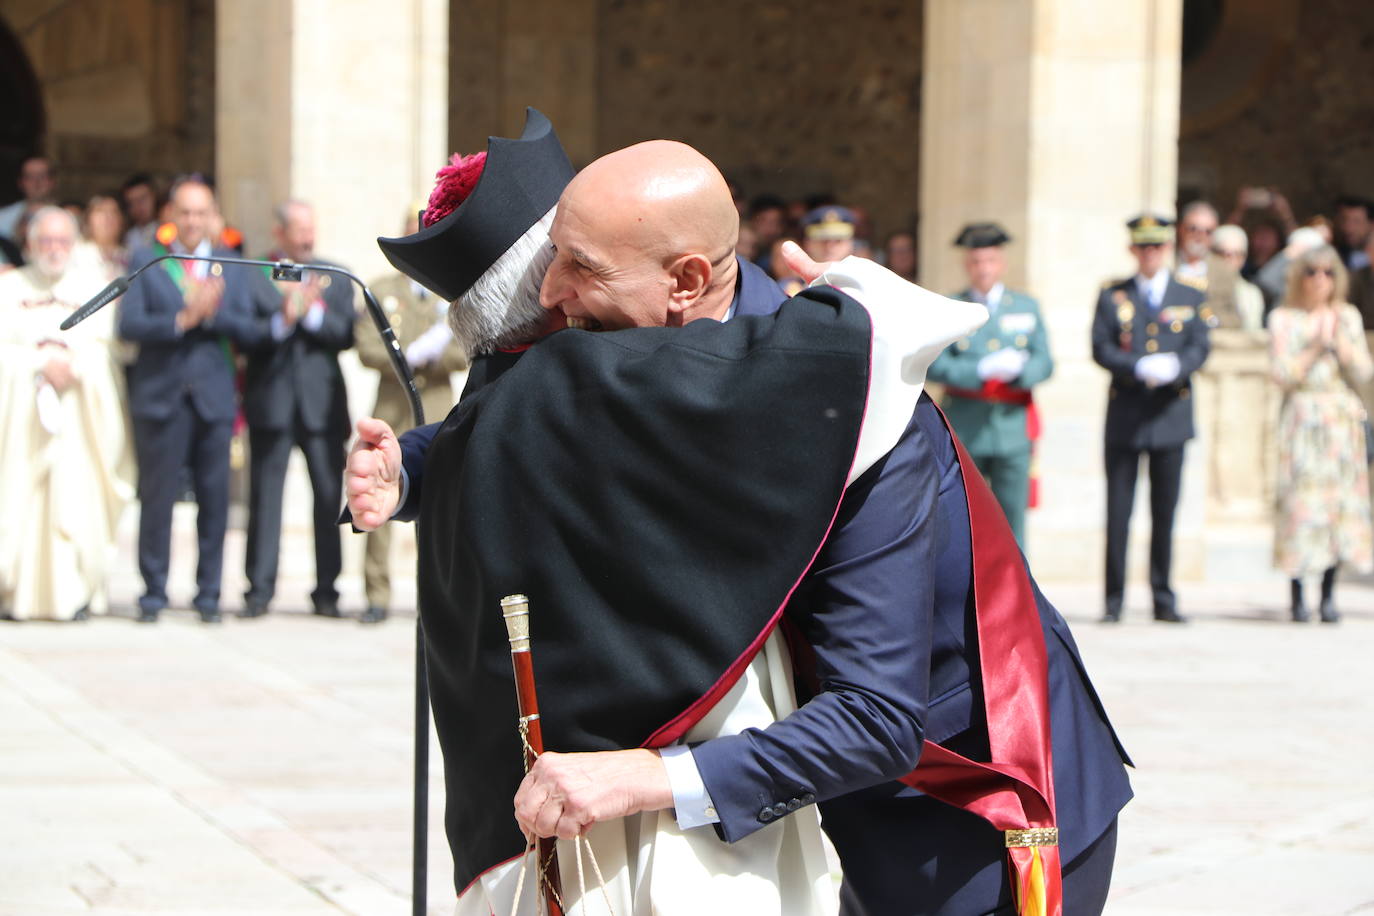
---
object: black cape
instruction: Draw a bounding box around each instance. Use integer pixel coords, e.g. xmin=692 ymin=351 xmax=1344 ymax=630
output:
xmin=417 ymin=287 xmax=872 ymax=891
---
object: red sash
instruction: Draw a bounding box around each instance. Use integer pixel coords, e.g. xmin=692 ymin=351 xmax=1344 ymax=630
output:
xmin=898 ymin=407 xmax=1061 ymax=916
xmin=942 ymin=383 xmax=1042 ymax=509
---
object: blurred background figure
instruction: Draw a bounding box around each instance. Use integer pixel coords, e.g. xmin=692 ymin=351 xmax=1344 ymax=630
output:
xmin=0 ymin=156 xmax=57 ymax=244
xmin=1334 ymin=195 xmax=1372 ymax=271
xmin=1210 ymin=224 xmax=1265 ymax=330
xmin=1091 ymin=214 xmax=1210 ymax=623
xmin=747 ymin=194 xmax=788 ymax=274
xmin=1175 ymin=200 xmax=1240 ymax=329
xmin=927 ymin=222 xmax=1053 ymax=547
xmin=882 ymin=230 xmax=918 ymax=282
xmin=120 ymin=174 xmax=161 ymax=253
xmin=801 ymin=205 xmax=857 ymax=262
xmin=74 ymin=193 xmax=129 ymax=281
xmin=0 ymin=207 xmax=134 ymax=621
xmin=239 ymin=200 xmax=355 ymax=620
xmin=1254 ymin=226 xmax=1327 ymax=316
xmin=117 ymin=176 xmax=261 ymax=624
xmin=764 ymin=236 xmax=806 ymax=296
xmin=355 ymin=208 xmax=468 ymax=624
xmin=1269 ymin=246 xmax=1373 ymax=624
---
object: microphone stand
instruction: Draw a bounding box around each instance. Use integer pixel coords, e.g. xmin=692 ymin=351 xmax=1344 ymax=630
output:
xmin=64 ymin=252 xmax=435 ymax=916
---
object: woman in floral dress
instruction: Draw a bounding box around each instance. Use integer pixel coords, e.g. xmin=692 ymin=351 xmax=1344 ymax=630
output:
xmin=1270 ymin=245 xmax=1373 ymax=622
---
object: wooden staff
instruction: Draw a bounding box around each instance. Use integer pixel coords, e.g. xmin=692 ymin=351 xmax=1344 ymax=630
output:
xmin=501 ymin=595 xmax=564 ymax=916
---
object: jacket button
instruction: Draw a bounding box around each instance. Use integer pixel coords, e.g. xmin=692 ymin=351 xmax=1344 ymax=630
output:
xmin=758 ymin=807 xmax=776 ymax=823
xmin=770 ymin=803 xmax=788 ymax=818
xmin=800 ymin=793 xmax=816 ymax=805
xmin=786 ymin=798 xmax=802 ymax=812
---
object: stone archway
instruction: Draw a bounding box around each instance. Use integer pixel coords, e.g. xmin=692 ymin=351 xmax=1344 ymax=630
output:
xmin=0 ymin=15 xmax=44 ymax=206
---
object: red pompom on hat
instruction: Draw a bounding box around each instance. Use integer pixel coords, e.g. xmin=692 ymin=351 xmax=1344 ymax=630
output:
xmin=423 ymin=151 xmax=487 ymax=227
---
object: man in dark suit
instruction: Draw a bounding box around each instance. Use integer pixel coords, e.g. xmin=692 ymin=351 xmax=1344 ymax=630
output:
xmin=350 ymin=127 xmax=1132 ymax=914
xmin=1091 ymin=214 xmax=1211 ymax=623
xmin=238 ymin=200 xmax=354 ymax=618
xmin=117 ymin=176 xmax=264 ymax=623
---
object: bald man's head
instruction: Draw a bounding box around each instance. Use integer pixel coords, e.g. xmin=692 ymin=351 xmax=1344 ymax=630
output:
xmin=539 ymin=140 xmax=741 ymax=331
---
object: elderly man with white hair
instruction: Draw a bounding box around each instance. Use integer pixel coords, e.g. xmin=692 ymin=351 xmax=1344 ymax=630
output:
xmin=0 ymin=206 xmax=134 ymax=620
xmin=1211 ymin=224 xmax=1266 ymax=330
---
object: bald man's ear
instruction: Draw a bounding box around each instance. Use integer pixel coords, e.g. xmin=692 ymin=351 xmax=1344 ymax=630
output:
xmin=666 ymin=253 xmax=712 ymax=313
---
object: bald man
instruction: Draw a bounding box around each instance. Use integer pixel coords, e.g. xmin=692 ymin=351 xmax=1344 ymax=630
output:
xmin=352 ymin=138 xmax=1130 ymax=915
xmin=238 ymin=200 xmax=354 ymax=620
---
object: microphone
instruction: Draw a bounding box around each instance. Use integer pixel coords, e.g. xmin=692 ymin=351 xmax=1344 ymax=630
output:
xmin=60 ymin=252 xmax=425 ymax=427
xmin=59 ymin=276 xmax=129 ymax=330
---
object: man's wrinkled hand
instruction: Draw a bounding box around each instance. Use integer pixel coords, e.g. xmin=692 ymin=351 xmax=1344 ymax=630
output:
xmin=346 ymin=417 xmax=403 ymax=530
xmin=41 ymin=354 xmax=75 ymax=393
xmin=513 ymin=749 xmax=672 ymax=841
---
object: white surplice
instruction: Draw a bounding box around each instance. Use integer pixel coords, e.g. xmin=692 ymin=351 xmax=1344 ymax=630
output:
xmin=0 ymin=264 xmax=135 ymax=620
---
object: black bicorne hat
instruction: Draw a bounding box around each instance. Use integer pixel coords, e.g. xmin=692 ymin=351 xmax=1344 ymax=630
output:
xmin=953 ymin=222 xmax=1012 ymax=249
xmin=376 ymin=108 xmax=574 ymax=301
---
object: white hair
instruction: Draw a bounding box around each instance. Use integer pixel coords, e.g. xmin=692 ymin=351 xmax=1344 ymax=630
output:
xmin=1213 ymin=224 xmax=1248 ymax=254
xmin=1286 ymin=226 xmax=1326 ymax=255
xmin=449 ymin=206 xmax=557 ymax=355
xmin=26 ymin=205 xmax=78 ymax=246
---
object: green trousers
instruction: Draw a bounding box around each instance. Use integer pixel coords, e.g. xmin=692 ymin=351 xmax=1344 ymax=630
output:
xmin=971 ymin=447 xmax=1032 ymax=548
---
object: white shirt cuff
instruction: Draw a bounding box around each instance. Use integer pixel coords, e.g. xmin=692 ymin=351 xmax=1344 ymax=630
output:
xmin=301 ymin=301 xmax=326 ymax=332
xmin=395 ymin=467 xmax=410 ymax=519
xmin=270 ymin=311 xmax=291 ymax=341
xmin=659 ymin=744 xmax=719 ymax=829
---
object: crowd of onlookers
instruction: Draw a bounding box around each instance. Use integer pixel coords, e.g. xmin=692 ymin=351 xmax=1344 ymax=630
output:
xmin=0 ymin=156 xmax=459 ymax=626
xmin=3 ymin=150 xmax=1373 ymax=626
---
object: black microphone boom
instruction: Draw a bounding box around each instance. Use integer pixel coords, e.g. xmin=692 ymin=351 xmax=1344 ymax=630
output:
xmin=61 ymin=252 xmax=425 ymax=428
xmin=61 ymin=250 xmax=434 ymax=915
xmin=59 ymin=276 xmax=129 ymax=331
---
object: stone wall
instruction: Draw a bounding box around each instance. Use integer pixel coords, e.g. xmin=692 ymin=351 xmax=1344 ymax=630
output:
xmin=0 ymin=0 xmax=216 ymax=207
xmin=1179 ymin=0 xmax=1374 ymax=219
xmin=450 ymin=0 xmax=924 ymax=241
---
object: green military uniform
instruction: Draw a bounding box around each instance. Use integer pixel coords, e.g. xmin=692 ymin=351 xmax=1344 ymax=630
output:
xmin=927 ymin=285 xmax=1053 ymax=546
xmin=355 ymin=273 xmax=468 ymax=618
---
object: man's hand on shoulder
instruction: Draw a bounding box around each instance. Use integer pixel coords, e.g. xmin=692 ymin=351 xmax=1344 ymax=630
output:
xmin=514 ymin=749 xmax=672 ymax=841
xmin=345 ymin=417 xmax=402 ymax=530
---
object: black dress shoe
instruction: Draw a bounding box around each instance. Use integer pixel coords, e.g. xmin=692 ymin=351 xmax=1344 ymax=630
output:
xmin=198 ymin=608 xmax=223 ymax=624
xmin=359 ymin=605 xmax=388 ymax=624
xmin=312 ymin=601 xmax=343 ymax=619
xmin=72 ymin=604 xmax=91 ymax=622
xmin=237 ymin=600 xmax=269 ymax=619
xmin=1153 ymin=608 xmax=1188 ymax=623
xmin=1318 ymin=598 xmax=1340 ymax=624
xmin=137 ymin=608 xmax=160 ymax=624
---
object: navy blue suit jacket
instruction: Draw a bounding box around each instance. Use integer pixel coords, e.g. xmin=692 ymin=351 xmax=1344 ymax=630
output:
xmin=239 ymin=263 xmax=354 ymax=436
xmin=117 ymin=245 xmax=266 ymax=423
xmin=398 ymin=259 xmax=1132 ymax=910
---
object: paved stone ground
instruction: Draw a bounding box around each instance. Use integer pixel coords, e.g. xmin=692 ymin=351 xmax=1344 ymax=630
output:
xmin=3 ymin=509 xmax=1374 ymax=915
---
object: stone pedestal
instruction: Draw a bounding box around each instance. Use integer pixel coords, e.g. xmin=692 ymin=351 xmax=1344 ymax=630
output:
xmin=921 ymin=0 xmax=1193 ymax=587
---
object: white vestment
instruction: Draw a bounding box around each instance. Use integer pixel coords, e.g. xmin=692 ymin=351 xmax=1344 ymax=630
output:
xmin=0 ymin=264 xmax=134 ymax=619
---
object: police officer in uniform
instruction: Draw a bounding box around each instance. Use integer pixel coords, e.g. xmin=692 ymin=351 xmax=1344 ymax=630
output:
xmin=927 ymin=222 xmax=1053 ymax=546
xmin=1091 ymin=214 xmax=1211 ymax=623
xmin=354 ymin=210 xmax=468 ymax=623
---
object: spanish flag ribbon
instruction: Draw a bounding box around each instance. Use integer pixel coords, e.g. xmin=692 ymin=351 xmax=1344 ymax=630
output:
xmin=899 ymin=405 xmax=1062 ymax=916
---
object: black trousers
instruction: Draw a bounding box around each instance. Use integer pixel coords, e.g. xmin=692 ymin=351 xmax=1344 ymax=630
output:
xmin=132 ymin=396 xmax=233 ymax=612
xmin=1104 ymin=444 xmax=1185 ymax=614
xmin=244 ymin=421 xmax=346 ymax=607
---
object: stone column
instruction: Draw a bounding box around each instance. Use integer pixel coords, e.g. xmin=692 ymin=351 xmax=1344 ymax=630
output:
xmin=217 ymin=0 xmax=449 ymax=277
xmin=921 ymin=0 xmax=1202 ymax=585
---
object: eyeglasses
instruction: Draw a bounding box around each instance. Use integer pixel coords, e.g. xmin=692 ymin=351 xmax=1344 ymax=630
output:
xmin=1182 ymin=224 xmax=1216 ymax=234
xmin=1305 ymin=267 xmax=1336 ymax=278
